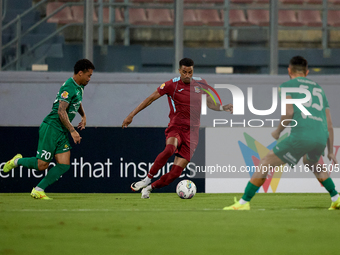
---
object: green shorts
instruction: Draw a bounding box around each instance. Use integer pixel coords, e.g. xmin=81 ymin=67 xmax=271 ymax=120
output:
xmin=273 ymin=135 xmax=326 ymax=166
xmin=36 ymin=122 xmax=72 ymax=162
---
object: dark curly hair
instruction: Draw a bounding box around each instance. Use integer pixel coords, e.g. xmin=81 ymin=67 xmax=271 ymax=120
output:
xmin=74 ymin=59 xmax=95 ymax=74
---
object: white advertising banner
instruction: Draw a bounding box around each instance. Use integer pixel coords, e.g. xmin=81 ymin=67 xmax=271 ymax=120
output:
xmin=205 ymin=127 xmax=340 ymax=193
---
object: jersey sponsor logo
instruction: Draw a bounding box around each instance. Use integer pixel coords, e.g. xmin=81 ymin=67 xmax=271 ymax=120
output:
xmin=160 ymin=83 xmax=165 ymax=89
xmin=61 ymin=91 xmax=69 ymax=99
xmin=178 ymin=88 xmax=184 ymax=92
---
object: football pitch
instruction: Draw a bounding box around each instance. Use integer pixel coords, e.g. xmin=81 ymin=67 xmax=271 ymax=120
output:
xmin=0 ymin=193 xmax=338 ymax=255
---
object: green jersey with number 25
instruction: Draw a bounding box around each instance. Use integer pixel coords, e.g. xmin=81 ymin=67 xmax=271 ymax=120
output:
xmin=279 ymin=77 xmax=329 ymax=141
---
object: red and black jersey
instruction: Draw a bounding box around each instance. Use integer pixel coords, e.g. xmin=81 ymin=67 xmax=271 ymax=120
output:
xmin=157 ymin=77 xmax=209 ymax=128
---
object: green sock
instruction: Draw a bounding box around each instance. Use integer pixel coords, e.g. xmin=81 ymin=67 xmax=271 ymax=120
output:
xmin=17 ymin=157 xmax=38 ymax=170
xmin=37 ymin=164 xmax=70 ymax=190
xmin=321 ymin=178 xmax=338 ymax=197
xmin=241 ymin=181 xmax=260 ymax=202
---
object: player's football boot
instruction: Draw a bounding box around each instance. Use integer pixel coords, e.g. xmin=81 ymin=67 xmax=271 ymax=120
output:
xmin=2 ymin=154 xmax=22 ymax=173
xmin=223 ymin=197 xmax=250 ymax=210
xmin=328 ymin=196 xmax=340 ymax=210
xmin=141 ymin=186 xmax=152 ymax=199
xmin=131 ymin=178 xmax=151 ymax=192
xmin=30 ymin=187 xmax=53 ymax=200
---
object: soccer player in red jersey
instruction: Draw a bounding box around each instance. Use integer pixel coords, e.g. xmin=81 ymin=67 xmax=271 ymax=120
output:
xmin=122 ymin=58 xmax=233 ymax=198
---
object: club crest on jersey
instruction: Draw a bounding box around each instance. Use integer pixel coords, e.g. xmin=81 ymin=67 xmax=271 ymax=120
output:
xmin=160 ymin=83 xmax=165 ymax=89
xmin=194 ymin=86 xmax=201 ymax=93
xmin=61 ymin=91 xmax=69 ymax=99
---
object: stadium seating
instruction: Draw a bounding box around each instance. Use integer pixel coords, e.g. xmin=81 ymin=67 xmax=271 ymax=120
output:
xmin=183 ymin=9 xmax=204 ymax=26
xmin=329 ymin=0 xmax=340 ymax=4
xmin=146 ymin=8 xmax=173 ymax=26
xmin=278 ymin=10 xmax=303 ymax=26
xmin=247 ymin=9 xmax=269 ymax=26
xmin=103 ymin=7 xmax=124 ymax=23
xmin=46 ymin=2 xmax=74 ymax=24
xmin=297 ymin=10 xmax=322 ymax=27
xmin=222 ymin=10 xmax=253 ymax=26
xmin=280 ymin=0 xmax=304 ymax=4
xmin=305 ymin=0 xmax=323 ymax=4
xmin=129 ymin=8 xmax=155 ymax=25
xmin=230 ymin=0 xmax=254 ymax=3
xmin=71 ymin=5 xmax=98 ymax=23
xmin=196 ymin=9 xmax=223 ymax=26
xmin=328 ymin=10 xmax=340 ymax=26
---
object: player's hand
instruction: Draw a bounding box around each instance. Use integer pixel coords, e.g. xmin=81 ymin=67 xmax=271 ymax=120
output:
xmin=328 ymin=153 xmax=338 ymax=165
xmin=271 ymin=130 xmax=280 ymax=140
xmin=71 ymin=130 xmax=82 ymax=144
xmin=122 ymin=115 xmax=133 ymax=128
xmin=78 ymin=116 xmax=87 ymax=130
xmin=222 ymin=104 xmax=233 ymax=114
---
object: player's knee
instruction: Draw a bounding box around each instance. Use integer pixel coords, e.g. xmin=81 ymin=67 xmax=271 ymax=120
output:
xmin=163 ymin=144 xmax=176 ymax=157
xmin=37 ymin=160 xmax=49 ymax=171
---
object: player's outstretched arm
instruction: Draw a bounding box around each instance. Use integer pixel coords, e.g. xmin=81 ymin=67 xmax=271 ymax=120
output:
xmin=326 ymin=109 xmax=338 ymax=164
xmin=58 ymin=100 xmax=82 ymax=144
xmin=272 ymin=95 xmax=294 ymax=140
xmin=122 ymin=90 xmax=162 ymax=128
xmin=206 ymin=95 xmax=233 ymax=114
xmin=77 ymin=103 xmax=86 ymax=130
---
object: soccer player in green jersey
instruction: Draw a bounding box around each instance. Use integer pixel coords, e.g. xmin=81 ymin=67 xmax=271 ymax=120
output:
xmin=2 ymin=59 xmax=95 ymax=199
xmin=224 ymin=56 xmax=340 ymax=210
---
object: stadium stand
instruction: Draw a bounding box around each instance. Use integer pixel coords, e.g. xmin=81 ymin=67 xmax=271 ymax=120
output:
xmin=71 ymin=5 xmax=98 ymax=23
xmin=103 ymin=7 xmax=124 ymax=23
xmin=129 ymin=8 xmax=155 ymax=25
xmin=46 ymin=2 xmax=74 ymax=24
xmin=183 ymin=9 xmax=204 ymax=26
xmin=231 ymin=0 xmax=254 ymax=3
xmin=195 ymin=9 xmax=223 ymax=26
xmin=297 ymin=10 xmax=322 ymax=27
xmin=247 ymin=9 xmax=269 ymax=26
xmin=278 ymin=10 xmax=303 ymax=26
xmin=280 ymin=0 xmax=304 ymax=4
xmin=146 ymin=8 xmax=173 ymax=26
xmin=226 ymin=10 xmax=254 ymax=26
xmin=328 ymin=10 xmax=340 ymax=27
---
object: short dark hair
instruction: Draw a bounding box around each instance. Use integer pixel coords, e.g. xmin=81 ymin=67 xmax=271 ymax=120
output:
xmin=74 ymin=59 xmax=95 ymax=74
xmin=179 ymin=58 xmax=194 ymax=68
xmin=289 ymin=56 xmax=308 ymax=73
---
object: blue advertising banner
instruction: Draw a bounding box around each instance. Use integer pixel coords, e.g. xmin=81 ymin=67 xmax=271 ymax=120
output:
xmin=0 ymin=127 xmax=205 ymax=193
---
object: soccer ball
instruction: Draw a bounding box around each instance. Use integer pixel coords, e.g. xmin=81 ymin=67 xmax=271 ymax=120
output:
xmin=176 ymin=180 xmax=197 ymax=199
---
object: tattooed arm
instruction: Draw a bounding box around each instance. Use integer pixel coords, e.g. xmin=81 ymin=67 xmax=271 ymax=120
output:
xmin=58 ymin=100 xmax=82 ymax=144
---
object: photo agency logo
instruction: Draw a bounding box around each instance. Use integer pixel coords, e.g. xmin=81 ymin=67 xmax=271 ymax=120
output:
xmin=202 ymin=84 xmax=312 ymax=128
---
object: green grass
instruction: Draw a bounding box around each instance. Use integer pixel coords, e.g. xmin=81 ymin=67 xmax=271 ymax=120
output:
xmin=0 ymin=193 xmax=338 ymax=255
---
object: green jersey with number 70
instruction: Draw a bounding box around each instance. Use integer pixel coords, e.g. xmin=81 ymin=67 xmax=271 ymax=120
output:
xmin=43 ymin=77 xmax=84 ymax=133
xmin=279 ymin=77 xmax=329 ymax=141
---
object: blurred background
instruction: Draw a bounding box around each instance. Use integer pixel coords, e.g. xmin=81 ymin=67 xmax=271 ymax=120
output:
xmin=1 ymin=0 xmax=340 ymax=74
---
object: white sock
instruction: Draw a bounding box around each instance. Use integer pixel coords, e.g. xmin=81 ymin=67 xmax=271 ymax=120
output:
xmin=146 ymin=184 xmax=152 ymax=191
xmin=239 ymin=198 xmax=248 ymax=205
xmin=14 ymin=158 xmax=19 ymax=167
xmin=143 ymin=176 xmax=152 ymax=185
xmin=331 ymin=194 xmax=339 ymax=202
xmin=35 ymin=186 xmax=44 ymax=191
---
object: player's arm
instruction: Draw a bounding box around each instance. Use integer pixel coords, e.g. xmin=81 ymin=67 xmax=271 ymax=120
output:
xmin=326 ymin=108 xmax=338 ymax=164
xmin=271 ymin=95 xmax=294 ymax=140
xmin=58 ymin=100 xmax=82 ymax=144
xmin=122 ymin=90 xmax=162 ymax=128
xmin=77 ymin=103 xmax=86 ymax=130
xmin=206 ymin=95 xmax=233 ymax=113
